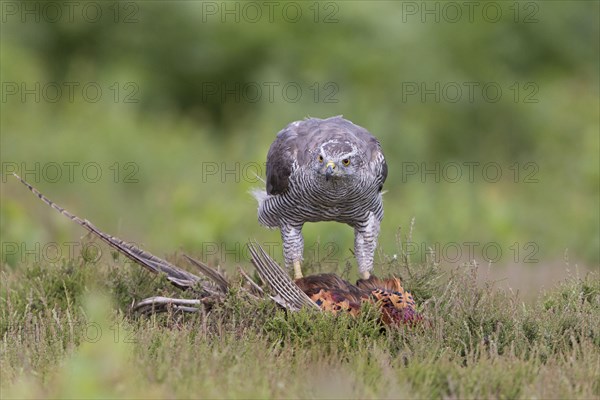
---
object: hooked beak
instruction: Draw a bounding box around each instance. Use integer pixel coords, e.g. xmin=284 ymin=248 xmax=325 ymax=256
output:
xmin=325 ymin=161 xmax=336 ymax=181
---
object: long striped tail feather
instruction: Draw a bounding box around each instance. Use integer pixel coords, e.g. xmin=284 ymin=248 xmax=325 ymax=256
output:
xmin=13 ymin=173 xmax=221 ymax=298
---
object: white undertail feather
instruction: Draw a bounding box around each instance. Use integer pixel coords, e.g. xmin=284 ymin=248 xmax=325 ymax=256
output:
xmin=250 ymin=188 xmax=269 ymax=205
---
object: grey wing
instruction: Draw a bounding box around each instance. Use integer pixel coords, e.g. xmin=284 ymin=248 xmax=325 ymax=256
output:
xmin=371 ymin=136 xmax=388 ymax=191
xmin=265 ymin=122 xmax=301 ymax=195
xmin=346 ymin=121 xmax=388 ymax=190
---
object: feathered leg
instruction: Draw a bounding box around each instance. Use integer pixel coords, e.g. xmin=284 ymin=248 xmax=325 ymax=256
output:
xmin=280 ymin=224 xmax=304 ymax=279
xmin=354 ymin=211 xmax=380 ymax=280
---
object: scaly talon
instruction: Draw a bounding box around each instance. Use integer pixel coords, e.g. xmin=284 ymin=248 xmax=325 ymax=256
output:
xmin=293 ymin=260 xmax=303 ymax=279
xmin=360 ymin=271 xmax=371 ymax=280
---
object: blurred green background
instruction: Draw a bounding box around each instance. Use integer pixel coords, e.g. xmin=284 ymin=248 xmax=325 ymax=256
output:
xmin=1 ymin=1 xmax=598 ymax=280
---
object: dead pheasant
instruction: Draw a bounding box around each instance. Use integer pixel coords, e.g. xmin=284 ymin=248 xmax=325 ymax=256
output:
xmin=246 ymin=240 xmax=422 ymax=325
xmin=13 ymin=173 xmax=421 ymax=326
xmin=274 ymin=273 xmax=420 ymax=325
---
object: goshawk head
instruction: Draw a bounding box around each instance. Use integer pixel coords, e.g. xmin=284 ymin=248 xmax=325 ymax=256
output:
xmin=312 ymin=139 xmax=363 ymax=181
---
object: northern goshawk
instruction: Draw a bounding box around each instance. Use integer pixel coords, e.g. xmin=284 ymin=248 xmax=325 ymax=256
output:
xmin=253 ymin=116 xmax=387 ymax=280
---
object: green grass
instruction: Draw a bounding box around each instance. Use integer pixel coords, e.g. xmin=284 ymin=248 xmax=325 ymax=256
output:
xmin=1 ymin=248 xmax=598 ymax=399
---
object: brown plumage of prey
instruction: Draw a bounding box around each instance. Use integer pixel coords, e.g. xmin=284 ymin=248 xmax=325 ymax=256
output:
xmin=253 ymin=116 xmax=388 ymax=280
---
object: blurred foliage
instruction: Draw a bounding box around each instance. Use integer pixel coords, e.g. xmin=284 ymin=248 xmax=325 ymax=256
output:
xmin=1 ymin=1 xmax=599 ymax=271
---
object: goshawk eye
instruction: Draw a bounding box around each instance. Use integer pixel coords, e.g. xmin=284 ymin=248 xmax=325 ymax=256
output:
xmin=342 ymin=158 xmax=350 ymax=166
xmin=318 ymin=155 xmax=324 ymax=163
